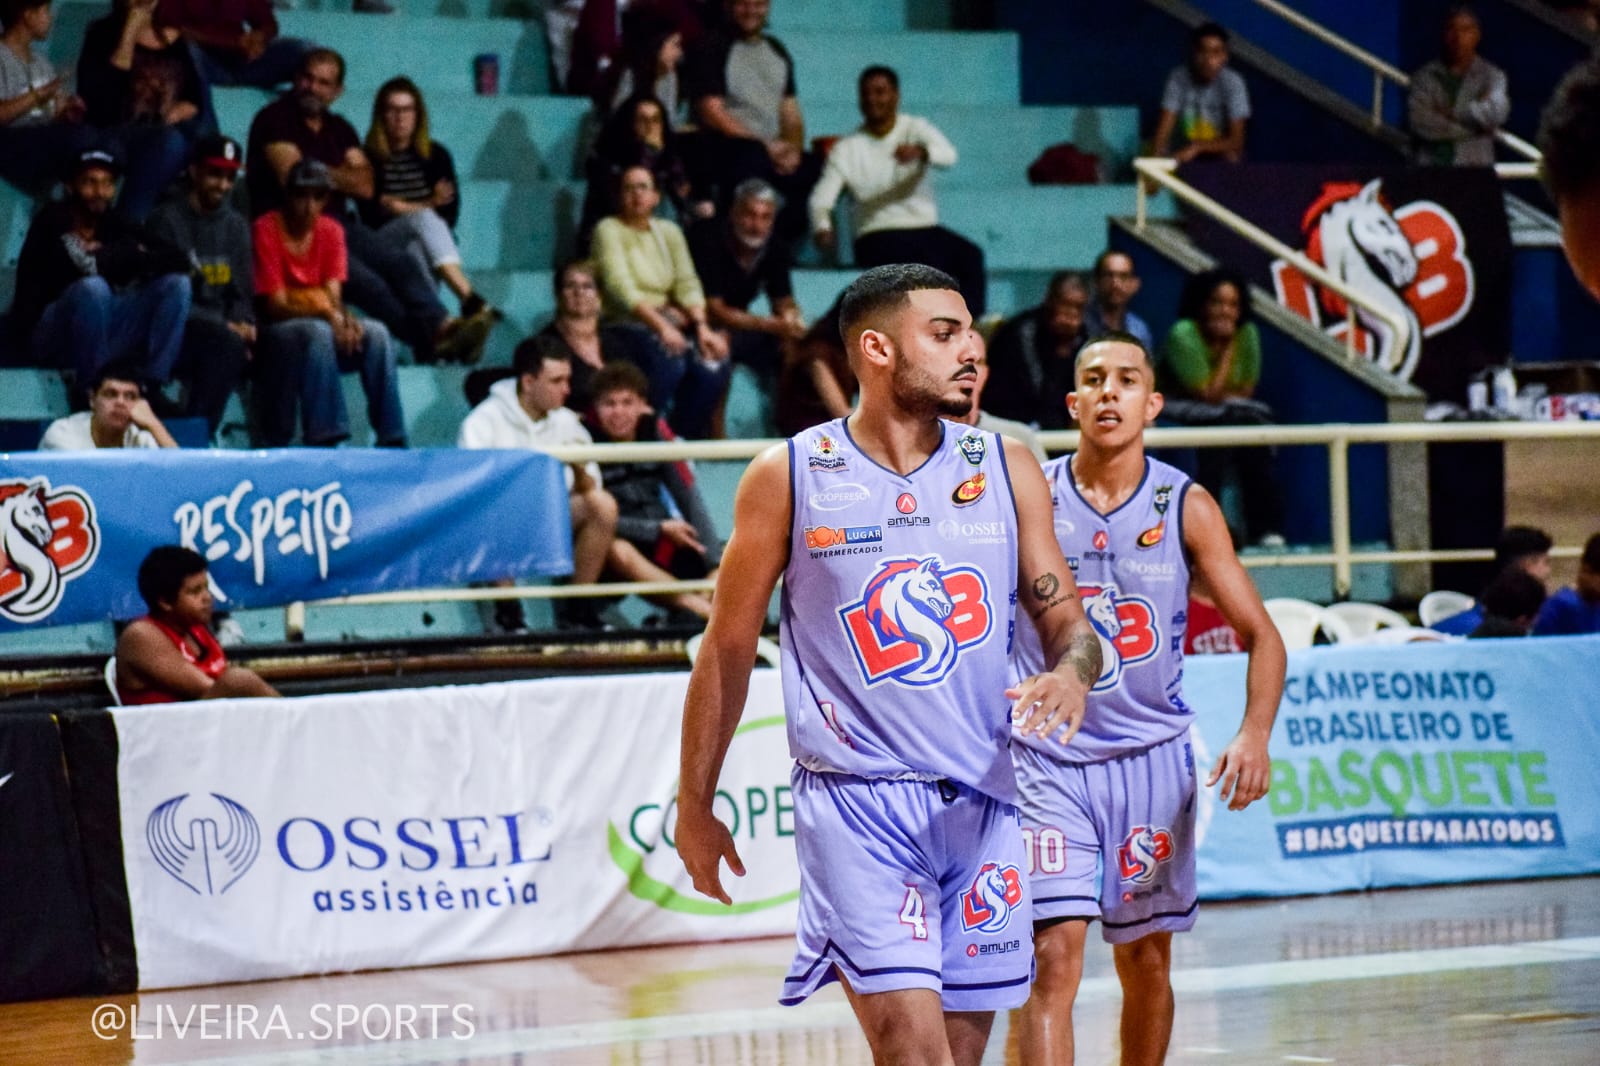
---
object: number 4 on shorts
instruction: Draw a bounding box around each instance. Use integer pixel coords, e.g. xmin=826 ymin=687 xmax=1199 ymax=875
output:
xmin=899 ymin=884 xmax=929 ymax=940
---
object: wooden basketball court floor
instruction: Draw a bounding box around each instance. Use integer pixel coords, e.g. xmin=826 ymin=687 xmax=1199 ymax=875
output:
xmin=7 ymin=875 xmax=1597 ymax=1065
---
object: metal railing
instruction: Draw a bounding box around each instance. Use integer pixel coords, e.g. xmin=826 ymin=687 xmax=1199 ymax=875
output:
xmin=286 ymin=420 xmax=1600 ymax=635
xmin=1250 ymin=0 xmax=1542 ymax=162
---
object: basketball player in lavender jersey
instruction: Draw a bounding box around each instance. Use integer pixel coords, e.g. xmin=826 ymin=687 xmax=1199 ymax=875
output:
xmin=677 ymin=263 xmax=1102 ymax=1065
xmin=1011 ymin=332 xmax=1284 ymax=1066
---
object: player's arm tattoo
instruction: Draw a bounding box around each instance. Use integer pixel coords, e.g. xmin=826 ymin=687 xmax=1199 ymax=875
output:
xmin=1029 ymin=571 xmax=1075 ymax=611
xmin=1056 ymin=629 xmax=1102 ymax=689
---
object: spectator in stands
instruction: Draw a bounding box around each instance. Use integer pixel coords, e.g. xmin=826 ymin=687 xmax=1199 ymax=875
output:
xmin=78 ymin=0 xmax=214 ymax=220
xmin=115 ymin=545 xmax=278 ymax=703
xmin=776 ymin=296 xmax=854 ymax=436
xmin=1152 ymin=21 xmax=1250 ymax=164
xmin=1159 ymin=266 xmax=1285 ymax=547
xmin=809 ymin=65 xmax=987 ymax=314
xmin=683 ymin=0 xmax=820 ymax=239
xmin=147 ymin=134 xmax=251 ymax=436
xmin=592 ymin=164 xmax=731 ymax=437
xmin=954 ymin=324 xmax=1046 ymax=462
xmin=584 ymin=361 xmax=719 ymax=624
xmin=580 ymin=93 xmax=706 ymax=248
xmin=252 ymin=159 xmax=406 ymax=447
xmin=0 ymin=0 xmax=93 ymax=194
xmin=1537 ymin=59 xmax=1600 ymax=303
xmin=38 ymin=360 xmax=177 ymax=449
xmin=11 ymin=147 xmax=191 ymax=394
xmin=602 ymin=8 xmax=687 ymax=116
xmin=1184 ymin=526 xmax=1247 ymax=654
xmin=1085 ymin=249 xmax=1154 ymax=351
xmin=1433 ymin=524 xmax=1553 ymax=635
xmin=158 ymin=0 xmax=309 ymax=90
xmin=689 ymin=177 xmax=803 ymax=393
xmin=983 ymin=271 xmax=1088 ymax=430
xmin=532 ymin=259 xmax=654 ymax=413
xmin=458 ymin=340 xmax=619 ymax=632
xmin=1533 ymin=531 xmax=1600 ymax=635
xmin=1467 ymin=566 xmax=1546 ymax=638
xmin=1407 ymin=5 xmax=1509 ymax=167
xmin=362 ymin=76 xmax=498 ymax=329
xmin=246 ymin=48 xmax=488 ymax=364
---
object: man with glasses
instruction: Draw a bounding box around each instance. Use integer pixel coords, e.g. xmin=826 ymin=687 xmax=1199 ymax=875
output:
xmin=148 ymin=134 xmax=253 ymax=438
xmin=1084 ymin=249 xmax=1153 ymax=352
xmin=251 ymin=158 xmax=405 ymax=447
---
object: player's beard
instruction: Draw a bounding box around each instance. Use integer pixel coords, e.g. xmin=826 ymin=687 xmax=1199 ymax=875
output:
xmin=892 ymin=356 xmax=973 ymax=419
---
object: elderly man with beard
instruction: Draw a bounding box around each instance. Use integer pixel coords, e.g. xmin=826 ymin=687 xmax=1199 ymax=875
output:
xmin=245 ymin=47 xmax=486 ymax=364
xmin=688 ymin=177 xmax=804 ymax=396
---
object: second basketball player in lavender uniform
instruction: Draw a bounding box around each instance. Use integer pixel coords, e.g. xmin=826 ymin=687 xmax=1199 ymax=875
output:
xmin=1012 ymin=332 xmax=1286 ymax=1066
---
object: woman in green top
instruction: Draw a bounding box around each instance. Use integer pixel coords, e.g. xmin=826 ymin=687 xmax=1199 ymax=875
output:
xmin=1158 ymin=267 xmax=1285 ymax=547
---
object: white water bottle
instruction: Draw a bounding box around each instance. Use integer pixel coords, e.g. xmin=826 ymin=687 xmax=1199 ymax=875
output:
xmin=1491 ymin=365 xmax=1517 ymax=412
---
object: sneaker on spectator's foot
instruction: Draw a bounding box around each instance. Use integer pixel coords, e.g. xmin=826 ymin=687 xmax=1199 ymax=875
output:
xmin=1256 ymin=532 xmax=1288 ymax=550
xmin=553 ymin=598 xmax=611 ymax=632
xmin=214 ymin=615 xmax=246 ymax=647
xmin=460 ymin=292 xmax=506 ymax=322
xmin=433 ymin=310 xmax=493 ymax=365
xmin=353 ymin=0 xmax=395 ymax=12
xmin=492 ymin=600 xmax=527 ymax=635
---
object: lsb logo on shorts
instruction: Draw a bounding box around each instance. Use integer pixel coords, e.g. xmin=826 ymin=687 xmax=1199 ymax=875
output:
xmin=959 ymin=861 xmax=1024 ymax=933
xmin=1117 ymin=825 xmax=1174 ymax=885
xmin=837 ymin=555 xmax=992 ymax=688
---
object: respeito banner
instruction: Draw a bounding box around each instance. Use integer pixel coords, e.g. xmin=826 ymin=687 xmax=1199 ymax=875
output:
xmin=1180 ymin=163 xmax=1512 ymax=404
xmin=0 ymin=449 xmax=572 ymax=628
xmin=113 ymin=672 xmax=799 ymax=990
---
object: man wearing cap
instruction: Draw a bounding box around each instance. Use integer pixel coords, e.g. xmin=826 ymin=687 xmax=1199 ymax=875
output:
xmin=10 ymin=146 xmax=191 ymax=393
xmin=252 ymin=158 xmax=406 ymax=447
xmin=147 ymin=133 xmax=251 ymax=436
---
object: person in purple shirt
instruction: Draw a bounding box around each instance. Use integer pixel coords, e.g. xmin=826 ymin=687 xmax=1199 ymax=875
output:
xmin=1533 ymin=532 xmax=1600 ymax=636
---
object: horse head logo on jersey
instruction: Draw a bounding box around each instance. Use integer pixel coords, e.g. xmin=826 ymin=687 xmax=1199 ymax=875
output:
xmin=838 ymin=556 xmax=993 ymax=688
xmin=1118 ymin=825 xmax=1174 ymax=885
xmin=0 ymin=478 xmax=100 ymax=623
xmin=960 ymin=861 xmax=1024 ymax=933
xmin=1078 ymin=583 xmax=1160 ymax=693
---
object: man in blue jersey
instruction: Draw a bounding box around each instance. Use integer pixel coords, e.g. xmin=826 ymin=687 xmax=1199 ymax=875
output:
xmin=677 ymin=263 xmax=1103 ymax=1066
xmin=1013 ymin=332 xmax=1285 ymax=1066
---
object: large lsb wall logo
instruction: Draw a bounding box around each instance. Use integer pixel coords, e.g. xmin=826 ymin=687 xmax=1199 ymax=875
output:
xmin=0 ymin=477 xmax=100 ymax=623
xmin=1270 ymin=178 xmax=1474 ymax=383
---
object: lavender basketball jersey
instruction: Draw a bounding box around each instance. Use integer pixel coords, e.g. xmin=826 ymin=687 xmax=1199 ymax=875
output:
xmin=1013 ymin=456 xmax=1194 ymax=762
xmin=781 ymin=419 xmax=1020 ymax=802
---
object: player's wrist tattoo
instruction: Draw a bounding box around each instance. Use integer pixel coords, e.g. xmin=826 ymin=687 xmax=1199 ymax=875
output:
xmin=1057 ymin=630 xmax=1102 ymax=688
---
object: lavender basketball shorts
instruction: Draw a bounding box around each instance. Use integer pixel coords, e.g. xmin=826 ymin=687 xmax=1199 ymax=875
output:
xmin=780 ymin=766 xmax=1033 ymax=1011
xmin=1012 ymin=728 xmax=1198 ymax=944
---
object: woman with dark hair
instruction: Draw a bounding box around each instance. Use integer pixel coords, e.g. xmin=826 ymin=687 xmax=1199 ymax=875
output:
xmin=1158 ymin=266 xmax=1285 ymax=546
xmin=534 ymin=258 xmax=653 ymax=412
xmin=579 ymin=92 xmax=706 ymax=245
xmin=602 ymin=11 xmax=684 ymax=117
xmin=362 ymin=76 xmax=495 ymax=324
xmin=77 ymin=0 xmax=212 ymax=219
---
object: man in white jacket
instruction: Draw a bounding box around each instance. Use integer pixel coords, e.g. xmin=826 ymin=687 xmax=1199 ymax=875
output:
xmin=459 ymin=338 xmax=619 ymax=630
xmin=808 ymin=65 xmax=986 ymax=315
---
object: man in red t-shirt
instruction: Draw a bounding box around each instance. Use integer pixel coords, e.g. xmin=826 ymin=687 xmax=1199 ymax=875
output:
xmin=252 ymin=159 xmax=406 ymax=446
xmin=116 ymin=546 xmax=277 ymax=704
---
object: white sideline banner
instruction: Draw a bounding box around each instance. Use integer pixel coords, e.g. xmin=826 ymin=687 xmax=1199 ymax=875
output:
xmin=114 ymin=672 xmax=798 ymax=990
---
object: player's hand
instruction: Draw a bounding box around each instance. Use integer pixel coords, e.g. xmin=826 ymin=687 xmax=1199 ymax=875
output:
xmin=1007 ymin=670 xmax=1089 ymax=746
xmin=674 ymin=803 xmax=746 ymax=905
xmin=1207 ymin=728 xmax=1271 ymax=810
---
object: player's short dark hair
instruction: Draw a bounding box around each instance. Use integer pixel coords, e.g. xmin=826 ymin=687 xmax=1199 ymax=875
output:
xmin=0 ymin=0 xmax=48 ymax=30
xmin=299 ymin=47 xmax=346 ymax=86
xmin=1494 ymin=525 xmax=1552 ymax=571
xmin=89 ymin=359 xmax=144 ymax=396
xmin=1538 ymin=59 xmax=1600 ymax=207
xmin=138 ymin=546 xmax=206 ymax=611
xmin=838 ymin=263 xmax=960 ymax=346
xmin=590 ymin=360 xmax=651 ymax=402
xmin=1191 ymin=21 xmax=1229 ymax=48
xmin=1581 ymin=531 xmax=1600 ymax=572
xmin=859 ymin=65 xmax=898 ymax=91
xmin=1479 ymin=567 xmax=1545 ymax=622
xmin=512 ymin=335 xmax=570 ymax=379
xmin=1075 ymin=330 xmax=1156 ymax=375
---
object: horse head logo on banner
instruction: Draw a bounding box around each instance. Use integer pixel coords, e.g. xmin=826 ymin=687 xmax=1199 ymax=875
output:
xmin=0 ymin=478 xmax=100 ymax=623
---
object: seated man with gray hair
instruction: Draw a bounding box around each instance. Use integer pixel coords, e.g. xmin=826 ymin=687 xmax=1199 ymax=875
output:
xmin=686 ymin=176 xmax=804 ymax=396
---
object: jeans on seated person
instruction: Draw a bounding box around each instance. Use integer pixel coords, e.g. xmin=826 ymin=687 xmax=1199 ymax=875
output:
xmin=185 ymin=36 xmax=311 ymax=90
xmin=256 ymin=317 xmax=406 ymax=447
xmin=33 ymin=274 xmax=190 ymax=389
xmin=379 ymin=208 xmax=462 ymax=278
xmin=334 ymin=213 xmax=449 ymax=361
xmin=110 ymin=122 xmax=201 ymax=222
xmin=612 ymin=323 xmax=733 ymax=440
xmin=175 ymin=316 xmax=250 ymax=434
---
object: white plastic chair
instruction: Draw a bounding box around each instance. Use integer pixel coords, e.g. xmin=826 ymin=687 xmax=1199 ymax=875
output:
xmin=685 ymin=633 xmax=781 ymax=668
xmin=1263 ymin=598 xmax=1353 ymax=650
xmin=104 ymin=656 xmax=123 ymax=707
xmin=1324 ymin=601 xmax=1412 ymax=641
xmin=1363 ymin=625 xmax=1459 ymax=646
xmin=1418 ymin=589 xmax=1475 ymax=627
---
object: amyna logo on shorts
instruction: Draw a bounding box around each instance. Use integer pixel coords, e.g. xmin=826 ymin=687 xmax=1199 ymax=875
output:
xmin=837 ymin=556 xmax=993 ymax=688
xmin=1117 ymin=825 xmax=1174 ymax=885
xmin=606 ymin=714 xmax=799 ymax=917
xmin=960 ymin=861 xmax=1024 ymax=933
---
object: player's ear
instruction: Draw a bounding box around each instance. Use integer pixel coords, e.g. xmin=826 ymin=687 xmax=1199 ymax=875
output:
xmin=1066 ymin=389 xmax=1080 ymax=423
xmin=1146 ymin=389 xmax=1164 ymax=425
xmin=857 ymin=327 xmax=893 ymax=368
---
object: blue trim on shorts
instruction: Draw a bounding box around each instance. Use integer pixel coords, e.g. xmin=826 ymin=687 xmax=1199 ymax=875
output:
xmin=1101 ymin=899 xmax=1199 ymax=930
xmin=782 ymin=939 xmax=942 ymax=987
xmin=1035 ymin=893 xmax=1100 ymax=907
xmin=945 ymin=973 xmax=1033 ymax=991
